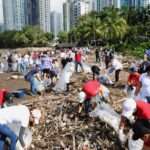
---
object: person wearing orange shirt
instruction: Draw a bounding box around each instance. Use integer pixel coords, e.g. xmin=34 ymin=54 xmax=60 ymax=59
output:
xmin=128 ymin=67 xmax=140 ymax=88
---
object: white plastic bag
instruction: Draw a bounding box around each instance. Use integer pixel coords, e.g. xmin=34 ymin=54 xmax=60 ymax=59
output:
xmin=82 ymin=63 xmax=91 ymax=73
xmin=53 ymin=62 xmax=74 ymax=92
xmin=124 ymin=85 xmax=136 ymax=98
xmin=7 ymin=123 xmax=32 ymax=150
xmin=128 ymin=136 xmax=144 ymax=150
xmin=89 ymin=102 xmax=120 ymax=132
xmin=16 ymin=128 xmax=32 ymax=150
xmin=118 ymin=128 xmax=127 ymax=144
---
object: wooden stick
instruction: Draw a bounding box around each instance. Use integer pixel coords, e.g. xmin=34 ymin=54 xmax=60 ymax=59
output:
xmin=72 ymin=134 xmax=76 ymax=150
xmin=113 ymin=98 xmax=125 ymax=105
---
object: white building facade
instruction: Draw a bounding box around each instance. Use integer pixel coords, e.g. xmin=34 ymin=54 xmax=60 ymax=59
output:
xmin=63 ymin=0 xmax=71 ymax=32
xmin=70 ymin=0 xmax=91 ymax=27
xmin=140 ymin=0 xmax=150 ymax=7
xmin=3 ymin=0 xmax=25 ymax=30
xmin=39 ymin=0 xmax=51 ymax=32
xmin=50 ymin=11 xmax=62 ymax=38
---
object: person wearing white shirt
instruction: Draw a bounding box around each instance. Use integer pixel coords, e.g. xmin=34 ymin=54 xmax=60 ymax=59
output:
xmin=135 ymin=65 xmax=150 ymax=103
xmin=17 ymin=54 xmax=22 ymax=73
xmin=111 ymin=56 xmax=123 ymax=82
xmin=0 ymin=105 xmax=42 ymax=149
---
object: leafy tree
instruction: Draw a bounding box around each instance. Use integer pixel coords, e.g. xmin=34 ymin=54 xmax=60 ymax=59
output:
xmin=100 ymin=8 xmax=128 ymax=44
xmin=57 ymin=31 xmax=68 ymax=43
xmin=45 ymin=32 xmax=54 ymax=41
xmin=0 ymin=26 xmax=54 ymax=48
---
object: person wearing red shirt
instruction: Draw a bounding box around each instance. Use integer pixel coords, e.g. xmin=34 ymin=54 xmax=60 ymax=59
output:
xmin=75 ymin=50 xmax=84 ymax=73
xmin=128 ymin=67 xmax=141 ymax=89
xmin=119 ymin=98 xmax=150 ymax=149
xmin=78 ymin=80 xmax=100 ymax=114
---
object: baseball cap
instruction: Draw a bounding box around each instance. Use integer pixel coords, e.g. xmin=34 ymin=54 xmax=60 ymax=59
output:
xmin=122 ymin=98 xmax=136 ymax=119
xmin=31 ymin=109 xmax=41 ymax=125
xmin=129 ymin=66 xmax=138 ymax=73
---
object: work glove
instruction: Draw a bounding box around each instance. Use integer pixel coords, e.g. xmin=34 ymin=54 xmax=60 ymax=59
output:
xmin=128 ymin=116 xmax=135 ymax=124
xmin=118 ymin=128 xmax=127 ymax=144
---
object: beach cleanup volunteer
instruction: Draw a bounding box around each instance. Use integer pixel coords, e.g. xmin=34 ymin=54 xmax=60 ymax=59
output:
xmin=119 ymin=98 xmax=150 ymax=149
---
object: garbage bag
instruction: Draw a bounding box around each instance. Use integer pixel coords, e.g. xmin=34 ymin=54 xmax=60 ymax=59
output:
xmin=53 ymin=62 xmax=74 ymax=92
xmin=82 ymin=63 xmax=91 ymax=73
xmin=54 ymin=61 xmax=91 ymax=92
xmin=89 ymin=102 xmax=120 ymax=132
xmin=128 ymin=135 xmax=144 ymax=150
xmin=118 ymin=128 xmax=127 ymax=144
xmin=107 ymin=67 xmax=115 ymax=75
xmin=124 ymin=85 xmax=136 ymax=98
xmin=7 ymin=123 xmax=32 ymax=150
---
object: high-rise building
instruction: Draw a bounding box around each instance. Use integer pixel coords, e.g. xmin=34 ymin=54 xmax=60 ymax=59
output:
xmin=90 ymin=0 xmax=97 ymax=11
xmin=0 ymin=23 xmax=4 ymax=32
xmin=0 ymin=0 xmax=4 ymax=24
xmin=14 ymin=0 xmax=26 ymax=30
xmin=96 ymin=0 xmax=121 ymax=12
xmin=3 ymin=0 xmax=15 ymax=30
xmin=50 ymin=11 xmax=62 ymax=38
xmin=39 ymin=0 xmax=51 ymax=32
xmin=140 ymin=0 xmax=150 ymax=7
xmin=3 ymin=0 xmax=26 ymax=30
xmin=63 ymin=0 xmax=71 ymax=32
xmin=123 ymin=0 xmax=150 ymax=8
xmin=114 ymin=0 xmax=121 ymax=8
xmin=96 ymin=0 xmax=101 ymax=12
xmin=70 ymin=0 xmax=91 ymax=27
xmin=121 ymin=0 xmax=129 ymax=7
xmin=25 ymin=0 xmax=39 ymax=25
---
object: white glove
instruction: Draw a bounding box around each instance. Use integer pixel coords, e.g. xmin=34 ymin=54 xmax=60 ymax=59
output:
xmin=118 ymin=128 xmax=127 ymax=144
xmin=128 ymin=116 xmax=135 ymax=124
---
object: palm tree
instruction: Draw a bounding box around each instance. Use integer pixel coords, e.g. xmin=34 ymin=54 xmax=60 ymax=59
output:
xmin=100 ymin=7 xmax=128 ymax=45
xmin=77 ymin=15 xmax=101 ymax=45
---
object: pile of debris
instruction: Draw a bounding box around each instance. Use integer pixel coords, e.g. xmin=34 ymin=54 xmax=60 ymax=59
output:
xmin=26 ymin=94 xmax=126 ymax=150
xmin=19 ymin=67 xmax=127 ymax=150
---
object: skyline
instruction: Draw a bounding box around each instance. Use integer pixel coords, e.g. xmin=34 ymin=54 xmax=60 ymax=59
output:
xmin=0 ymin=0 xmax=65 ymax=24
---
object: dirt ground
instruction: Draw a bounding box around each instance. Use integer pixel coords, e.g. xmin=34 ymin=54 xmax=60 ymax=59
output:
xmin=0 ymin=52 xmax=129 ymax=150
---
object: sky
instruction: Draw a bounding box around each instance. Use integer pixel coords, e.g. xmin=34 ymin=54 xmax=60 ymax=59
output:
xmin=0 ymin=0 xmax=66 ymax=24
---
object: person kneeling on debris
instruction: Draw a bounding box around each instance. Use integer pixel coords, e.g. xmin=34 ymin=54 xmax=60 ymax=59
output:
xmin=119 ymin=98 xmax=150 ymax=149
xmin=78 ymin=80 xmax=110 ymax=114
xmin=25 ymin=65 xmax=44 ymax=95
xmin=0 ymin=105 xmax=42 ymax=150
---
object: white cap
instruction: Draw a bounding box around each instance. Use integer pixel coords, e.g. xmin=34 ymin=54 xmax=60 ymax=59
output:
xmin=31 ymin=109 xmax=41 ymax=125
xmin=122 ymin=98 xmax=136 ymax=119
xmin=78 ymin=92 xmax=86 ymax=103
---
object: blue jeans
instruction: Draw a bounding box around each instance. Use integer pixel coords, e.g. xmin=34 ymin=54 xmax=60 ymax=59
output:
xmin=0 ymin=124 xmax=18 ymax=150
xmin=20 ymin=63 xmax=27 ymax=75
xmin=0 ymin=140 xmax=4 ymax=149
xmin=30 ymin=77 xmax=37 ymax=95
xmin=75 ymin=61 xmax=84 ymax=72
